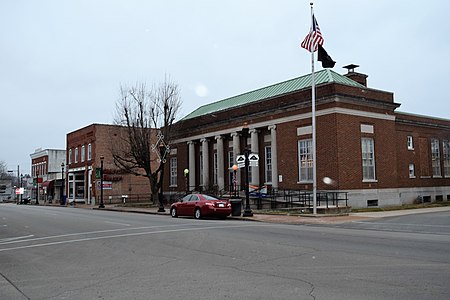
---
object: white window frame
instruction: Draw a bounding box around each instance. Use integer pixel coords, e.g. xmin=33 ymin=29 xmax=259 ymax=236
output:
xmin=361 ymin=137 xmax=376 ymax=181
xmin=407 ymin=136 xmax=414 ymax=150
xmin=74 ymin=147 xmax=78 ymax=163
xmin=68 ymin=149 xmax=72 ymax=164
xmin=443 ymin=140 xmax=450 ymax=177
xmin=265 ymin=146 xmax=272 ymax=183
xmin=199 ymin=152 xmax=203 ymax=186
xmin=228 ymin=150 xmax=234 ymax=186
xmin=431 ymin=138 xmax=441 ymax=177
xmin=213 ymin=152 xmax=218 ymax=185
xmin=87 ymin=143 xmax=92 ymax=161
xmin=298 ymin=139 xmax=313 ymax=183
xmin=409 ymin=163 xmax=415 ymax=178
xmin=81 ymin=145 xmax=85 ymax=162
xmin=170 ymin=157 xmax=177 ymax=187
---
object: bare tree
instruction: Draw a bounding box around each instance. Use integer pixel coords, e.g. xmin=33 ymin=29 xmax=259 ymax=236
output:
xmin=0 ymin=160 xmax=10 ymax=179
xmin=112 ymin=77 xmax=182 ymax=205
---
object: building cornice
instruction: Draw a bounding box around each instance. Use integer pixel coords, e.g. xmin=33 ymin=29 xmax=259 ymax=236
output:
xmin=173 ymin=107 xmax=396 ymax=144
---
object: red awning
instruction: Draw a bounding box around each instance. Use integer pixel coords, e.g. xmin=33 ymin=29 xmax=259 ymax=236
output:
xmin=41 ymin=180 xmax=55 ymax=189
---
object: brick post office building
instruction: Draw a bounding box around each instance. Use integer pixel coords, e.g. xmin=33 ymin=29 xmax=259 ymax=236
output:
xmin=164 ymin=67 xmax=450 ymax=208
xmin=66 ymin=124 xmax=157 ymax=205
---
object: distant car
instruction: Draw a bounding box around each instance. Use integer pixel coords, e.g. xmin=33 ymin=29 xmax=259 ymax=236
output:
xmin=170 ymin=194 xmax=232 ymax=219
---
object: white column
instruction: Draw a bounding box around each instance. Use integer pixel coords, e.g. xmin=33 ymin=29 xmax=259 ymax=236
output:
xmin=201 ymin=138 xmax=209 ymax=189
xmin=268 ymin=125 xmax=278 ymax=189
xmin=231 ymin=132 xmax=241 ymax=188
xmin=215 ymin=136 xmax=225 ymax=191
xmin=70 ymin=173 xmax=76 ymax=203
xmin=249 ymin=128 xmax=260 ymax=187
xmin=187 ymin=141 xmax=196 ymax=191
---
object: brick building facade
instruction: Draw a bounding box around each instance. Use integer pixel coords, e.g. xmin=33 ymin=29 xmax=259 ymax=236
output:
xmin=30 ymin=148 xmax=66 ymax=202
xmin=66 ymin=124 xmax=157 ymax=204
xmin=164 ymin=68 xmax=450 ymax=208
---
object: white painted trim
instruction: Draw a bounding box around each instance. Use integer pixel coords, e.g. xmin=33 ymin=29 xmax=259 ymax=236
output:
xmin=68 ymin=167 xmax=86 ymax=172
xmin=173 ymin=107 xmax=396 ymax=144
xmin=297 ymin=126 xmax=312 ymax=136
xmin=360 ymin=124 xmax=374 ymax=134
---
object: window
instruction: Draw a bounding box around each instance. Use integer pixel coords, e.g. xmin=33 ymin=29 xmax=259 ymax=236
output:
xmin=407 ymin=136 xmax=414 ymax=150
xmin=170 ymin=157 xmax=177 ymax=186
xmin=265 ymin=146 xmax=272 ymax=183
xmin=361 ymin=138 xmax=376 ymax=181
xmin=74 ymin=147 xmax=78 ymax=163
xmin=213 ymin=153 xmax=218 ymax=185
xmin=87 ymin=143 xmax=92 ymax=161
xmin=199 ymin=153 xmax=203 ymax=186
xmin=228 ymin=151 xmax=234 ymax=186
xmin=81 ymin=145 xmax=85 ymax=162
xmin=68 ymin=149 xmax=72 ymax=164
xmin=431 ymin=138 xmax=441 ymax=177
xmin=298 ymin=139 xmax=313 ymax=182
xmin=409 ymin=163 xmax=415 ymax=178
xmin=443 ymin=140 xmax=450 ymax=177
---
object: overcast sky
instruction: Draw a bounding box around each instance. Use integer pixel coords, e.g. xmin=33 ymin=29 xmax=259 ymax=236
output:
xmin=1 ymin=0 xmax=449 ymax=174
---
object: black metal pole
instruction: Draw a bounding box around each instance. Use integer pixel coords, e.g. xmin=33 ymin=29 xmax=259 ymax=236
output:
xmin=61 ymin=164 xmax=65 ymax=205
xmin=99 ymin=157 xmax=105 ymax=208
xmin=157 ymin=145 xmax=166 ymax=212
xmin=243 ymin=150 xmax=253 ymax=217
xmin=36 ymin=170 xmax=40 ymax=205
xmin=233 ymin=169 xmax=237 ymax=197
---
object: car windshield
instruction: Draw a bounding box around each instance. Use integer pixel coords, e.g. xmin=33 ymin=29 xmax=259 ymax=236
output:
xmin=203 ymin=195 xmax=219 ymax=201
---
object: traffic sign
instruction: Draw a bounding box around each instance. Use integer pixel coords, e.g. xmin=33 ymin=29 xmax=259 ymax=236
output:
xmin=236 ymin=155 xmax=245 ymax=164
xmin=249 ymin=161 xmax=258 ymax=167
xmin=249 ymin=153 xmax=259 ymax=162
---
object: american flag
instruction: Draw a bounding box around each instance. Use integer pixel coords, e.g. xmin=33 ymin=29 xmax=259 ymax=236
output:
xmin=301 ymin=14 xmax=324 ymax=52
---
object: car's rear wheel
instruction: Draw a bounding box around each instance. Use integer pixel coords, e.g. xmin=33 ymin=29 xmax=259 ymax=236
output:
xmin=170 ymin=207 xmax=178 ymax=218
xmin=194 ymin=208 xmax=202 ymax=219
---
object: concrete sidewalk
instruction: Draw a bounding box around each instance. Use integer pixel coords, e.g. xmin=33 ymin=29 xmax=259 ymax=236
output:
xmin=64 ymin=203 xmax=450 ymax=225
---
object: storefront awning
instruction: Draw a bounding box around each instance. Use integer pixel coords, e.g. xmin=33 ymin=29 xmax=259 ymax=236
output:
xmin=41 ymin=180 xmax=54 ymax=189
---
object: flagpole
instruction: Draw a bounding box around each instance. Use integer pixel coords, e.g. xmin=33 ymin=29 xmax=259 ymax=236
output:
xmin=310 ymin=2 xmax=317 ymax=215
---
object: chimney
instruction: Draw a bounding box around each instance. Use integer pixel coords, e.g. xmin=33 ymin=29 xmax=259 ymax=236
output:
xmin=343 ymin=64 xmax=368 ymax=87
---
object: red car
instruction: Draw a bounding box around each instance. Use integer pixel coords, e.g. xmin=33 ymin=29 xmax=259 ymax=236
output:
xmin=170 ymin=194 xmax=232 ymax=219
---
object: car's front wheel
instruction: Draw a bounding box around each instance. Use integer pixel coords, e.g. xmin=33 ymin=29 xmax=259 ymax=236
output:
xmin=194 ymin=208 xmax=202 ymax=219
xmin=170 ymin=207 xmax=178 ymax=218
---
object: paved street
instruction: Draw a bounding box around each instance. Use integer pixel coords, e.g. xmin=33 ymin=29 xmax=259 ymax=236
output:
xmin=1 ymin=203 xmax=449 ymax=299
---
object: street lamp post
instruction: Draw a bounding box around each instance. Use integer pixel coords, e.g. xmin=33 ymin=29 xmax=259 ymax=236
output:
xmin=61 ymin=162 xmax=65 ymax=205
xmin=232 ymin=164 xmax=238 ymax=197
xmin=157 ymin=144 xmax=166 ymax=212
xmin=36 ymin=169 xmax=40 ymax=205
xmin=99 ymin=156 xmax=105 ymax=208
xmin=241 ymin=127 xmax=253 ymax=217
xmin=20 ymin=173 xmax=23 ymax=204
xmin=183 ymin=168 xmax=189 ymax=195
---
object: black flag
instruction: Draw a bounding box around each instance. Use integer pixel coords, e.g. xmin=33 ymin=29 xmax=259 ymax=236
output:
xmin=318 ymin=44 xmax=335 ymax=68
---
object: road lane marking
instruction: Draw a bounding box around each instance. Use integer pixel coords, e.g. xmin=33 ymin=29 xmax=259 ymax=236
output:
xmin=0 ymin=235 xmax=35 ymax=242
xmin=0 ymin=223 xmax=268 ymax=252
xmin=0 ymin=223 xmax=194 ymax=246
xmin=0 ymin=222 xmax=236 ymax=246
xmin=104 ymin=221 xmax=131 ymax=226
xmin=352 ymin=221 xmax=450 ymax=228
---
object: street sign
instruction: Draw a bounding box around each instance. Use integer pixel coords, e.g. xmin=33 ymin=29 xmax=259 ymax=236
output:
xmin=249 ymin=161 xmax=258 ymax=167
xmin=96 ymin=180 xmax=112 ymax=190
xmin=236 ymin=155 xmax=245 ymax=164
xmin=248 ymin=153 xmax=259 ymax=162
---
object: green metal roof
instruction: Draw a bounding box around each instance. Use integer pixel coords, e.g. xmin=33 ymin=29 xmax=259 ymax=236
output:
xmin=182 ymin=69 xmax=365 ymax=120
